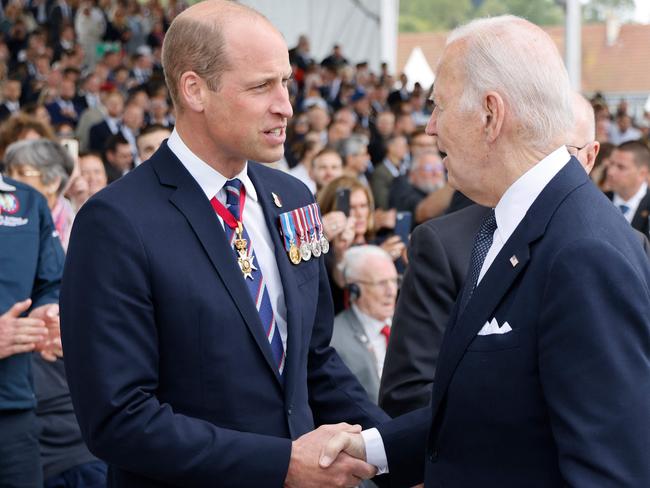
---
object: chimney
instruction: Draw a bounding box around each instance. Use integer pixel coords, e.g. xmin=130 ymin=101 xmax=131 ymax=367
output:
xmin=605 ymin=11 xmax=621 ymax=47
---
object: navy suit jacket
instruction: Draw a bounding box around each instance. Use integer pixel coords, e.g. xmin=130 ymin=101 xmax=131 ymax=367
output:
xmin=378 ymin=159 xmax=650 ymax=487
xmin=60 ymin=143 xmax=388 ymax=487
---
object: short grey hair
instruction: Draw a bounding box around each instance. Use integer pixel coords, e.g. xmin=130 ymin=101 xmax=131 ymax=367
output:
xmin=446 ymin=15 xmax=573 ymax=150
xmin=4 ymin=139 xmax=74 ymax=195
xmin=340 ymin=134 xmax=369 ymax=159
xmin=342 ymin=245 xmax=393 ymax=284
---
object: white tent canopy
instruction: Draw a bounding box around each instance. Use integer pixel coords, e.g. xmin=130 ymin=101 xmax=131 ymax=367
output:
xmin=239 ymin=0 xmax=399 ymax=74
xmin=403 ymin=46 xmax=435 ymax=91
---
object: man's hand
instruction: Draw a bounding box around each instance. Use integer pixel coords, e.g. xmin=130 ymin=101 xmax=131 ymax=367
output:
xmin=319 ymin=430 xmax=367 ymax=470
xmin=284 ymin=423 xmax=377 ymax=488
xmin=29 ymin=303 xmax=62 ymax=361
xmin=0 ymin=299 xmax=48 ymax=359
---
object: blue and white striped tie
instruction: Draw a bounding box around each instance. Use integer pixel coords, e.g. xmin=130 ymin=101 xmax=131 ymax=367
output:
xmin=223 ymin=179 xmax=285 ymax=376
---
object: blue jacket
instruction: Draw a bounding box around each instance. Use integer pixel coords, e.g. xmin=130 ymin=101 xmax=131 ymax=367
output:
xmin=0 ymin=176 xmax=64 ymax=410
xmin=60 ymin=144 xmax=389 ymax=487
xmin=378 ymin=159 xmax=650 ymax=487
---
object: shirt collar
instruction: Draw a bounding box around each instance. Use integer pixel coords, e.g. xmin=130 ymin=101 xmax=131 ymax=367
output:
xmin=613 ymin=181 xmax=648 ymax=208
xmin=167 ymin=128 xmax=258 ymax=203
xmin=352 ymin=304 xmax=390 ymax=337
xmin=494 ymin=146 xmax=571 ymax=245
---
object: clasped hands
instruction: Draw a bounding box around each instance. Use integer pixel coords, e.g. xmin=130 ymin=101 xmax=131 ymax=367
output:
xmin=284 ymin=422 xmax=372 ymax=488
xmin=0 ymin=299 xmax=62 ymax=361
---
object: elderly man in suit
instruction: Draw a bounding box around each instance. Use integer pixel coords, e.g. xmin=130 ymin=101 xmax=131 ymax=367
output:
xmin=331 ymin=246 xmax=398 ymax=404
xmin=378 ymin=91 xmax=647 ymax=418
xmin=322 ymin=16 xmax=650 ymax=487
xmin=60 ymin=2 xmax=388 ymax=487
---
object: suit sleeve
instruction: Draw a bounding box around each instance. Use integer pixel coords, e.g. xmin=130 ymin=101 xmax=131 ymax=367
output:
xmin=379 ymin=223 xmax=456 ymax=417
xmin=539 ymin=238 xmax=650 ymax=486
xmin=60 ymin=198 xmax=291 ymax=488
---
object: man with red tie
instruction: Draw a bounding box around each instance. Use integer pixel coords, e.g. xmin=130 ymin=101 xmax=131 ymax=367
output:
xmin=331 ymin=245 xmax=399 ymax=404
xmin=60 ymin=1 xmax=387 ymax=487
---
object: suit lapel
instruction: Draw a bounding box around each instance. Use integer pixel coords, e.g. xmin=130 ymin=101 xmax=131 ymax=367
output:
xmin=631 ymin=190 xmax=650 ymax=233
xmin=248 ymin=164 xmax=303 ymax=399
xmin=152 ymin=146 xmax=283 ymax=385
xmin=430 ymin=159 xmax=590 ymax=418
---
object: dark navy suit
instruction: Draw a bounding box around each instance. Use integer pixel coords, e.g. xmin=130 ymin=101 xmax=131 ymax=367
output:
xmin=60 ymin=144 xmax=389 ymax=487
xmin=377 ymin=159 xmax=650 ymax=487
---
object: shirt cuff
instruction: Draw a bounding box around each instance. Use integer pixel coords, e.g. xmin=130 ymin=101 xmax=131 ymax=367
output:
xmin=361 ymin=428 xmax=389 ymax=474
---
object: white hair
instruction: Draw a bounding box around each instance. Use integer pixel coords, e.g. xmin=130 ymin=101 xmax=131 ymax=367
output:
xmin=342 ymin=245 xmax=393 ymax=284
xmin=446 ymin=15 xmax=573 ymax=150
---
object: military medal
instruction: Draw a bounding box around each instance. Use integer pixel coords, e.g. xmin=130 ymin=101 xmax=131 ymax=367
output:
xmin=312 ymin=203 xmax=329 ymax=254
xmin=235 ymin=222 xmax=257 ymax=279
xmin=306 ymin=205 xmax=321 ymax=257
xmin=209 ymin=185 xmax=258 ymax=280
xmin=280 ymin=211 xmax=302 ymax=265
xmin=294 ymin=208 xmax=311 ymax=262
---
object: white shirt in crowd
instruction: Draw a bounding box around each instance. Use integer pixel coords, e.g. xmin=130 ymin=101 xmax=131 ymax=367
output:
xmin=612 ymin=181 xmax=648 ymax=224
xmin=351 ymin=304 xmax=390 ymax=378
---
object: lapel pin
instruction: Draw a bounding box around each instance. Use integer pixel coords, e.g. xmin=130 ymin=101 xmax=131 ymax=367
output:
xmin=510 ymin=255 xmax=519 ymax=267
xmin=272 ymin=192 xmax=282 ymax=208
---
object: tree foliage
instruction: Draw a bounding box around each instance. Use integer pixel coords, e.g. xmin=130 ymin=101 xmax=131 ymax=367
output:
xmin=399 ymin=0 xmax=636 ymax=32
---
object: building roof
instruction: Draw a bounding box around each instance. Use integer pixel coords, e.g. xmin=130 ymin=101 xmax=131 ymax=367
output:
xmin=397 ymin=23 xmax=650 ymax=93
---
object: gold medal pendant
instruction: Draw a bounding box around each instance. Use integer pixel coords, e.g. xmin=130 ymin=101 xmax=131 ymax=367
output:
xmin=289 ymin=241 xmax=301 ymax=265
xmin=235 ymin=222 xmax=257 ymax=279
xmin=237 ymin=251 xmax=257 ymax=280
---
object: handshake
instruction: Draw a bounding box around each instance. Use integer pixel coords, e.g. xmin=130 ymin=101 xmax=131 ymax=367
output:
xmin=283 ymin=422 xmax=372 ymax=488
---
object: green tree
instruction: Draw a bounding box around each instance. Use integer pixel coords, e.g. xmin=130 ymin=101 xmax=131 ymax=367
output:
xmin=399 ymin=0 xmax=474 ymax=32
xmin=476 ymin=0 xmax=563 ymax=25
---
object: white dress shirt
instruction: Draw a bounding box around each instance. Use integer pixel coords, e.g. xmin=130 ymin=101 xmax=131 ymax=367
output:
xmin=612 ymin=182 xmax=648 ymax=224
xmin=167 ymin=129 xmax=288 ymax=351
xmin=351 ymin=305 xmax=390 ymax=378
xmin=362 ymin=146 xmax=572 ymax=473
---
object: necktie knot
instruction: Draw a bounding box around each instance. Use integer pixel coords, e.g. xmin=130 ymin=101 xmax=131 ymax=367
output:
xmin=618 ymin=204 xmax=630 ymax=215
xmin=224 ymin=179 xmax=243 ymax=219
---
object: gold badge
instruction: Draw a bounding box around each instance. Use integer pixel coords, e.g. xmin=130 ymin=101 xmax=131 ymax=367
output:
xmin=289 ymin=242 xmax=301 ymax=265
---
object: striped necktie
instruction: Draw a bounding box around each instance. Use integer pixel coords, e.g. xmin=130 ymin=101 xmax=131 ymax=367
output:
xmin=219 ymin=179 xmax=285 ymax=376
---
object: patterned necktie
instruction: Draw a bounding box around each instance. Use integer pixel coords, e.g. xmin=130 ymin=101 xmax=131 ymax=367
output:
xmin=458 ymin=209 xmax=498 ymax=313
xmin=219 ymin=179 xmax=285 ymax=376
xmin=619 ymin=204 xmax=630 ymax=215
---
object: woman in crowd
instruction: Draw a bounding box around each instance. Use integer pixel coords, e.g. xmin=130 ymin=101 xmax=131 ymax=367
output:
xmin=318 ymin=175 xmax=405 ymax=312
xmin=4 ymin=139 xmax=76 ymax=250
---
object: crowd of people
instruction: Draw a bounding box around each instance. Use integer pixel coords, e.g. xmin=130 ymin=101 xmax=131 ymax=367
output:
xmin=1 ymin=0 xmax=650 ymax=486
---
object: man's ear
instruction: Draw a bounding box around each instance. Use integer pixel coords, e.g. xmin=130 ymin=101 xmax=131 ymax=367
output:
xmin=483 ymin=91 xmax=505 ymax=143
xmin=178 ymin=71 xmax=205 ymax=113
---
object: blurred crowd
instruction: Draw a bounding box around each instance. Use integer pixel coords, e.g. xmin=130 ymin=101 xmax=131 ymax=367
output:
xmin=1 ymin=0 xmax=650 ymax=485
